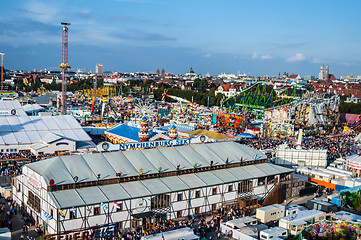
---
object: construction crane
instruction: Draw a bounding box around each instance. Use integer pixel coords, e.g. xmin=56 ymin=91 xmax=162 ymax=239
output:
xmin=59 ymin=22 xmax=71 ymax=115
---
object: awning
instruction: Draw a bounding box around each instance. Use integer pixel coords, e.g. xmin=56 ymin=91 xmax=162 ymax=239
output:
xmin=132 ymin=211 xmax=166 ymax=219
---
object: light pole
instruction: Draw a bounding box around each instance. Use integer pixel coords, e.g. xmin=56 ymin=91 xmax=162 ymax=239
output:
xmin=0 ymin=53 xmax=4 ymax=91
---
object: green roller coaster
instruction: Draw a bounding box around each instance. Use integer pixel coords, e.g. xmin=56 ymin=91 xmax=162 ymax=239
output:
xmin=221 ymin=82 xmax=309 ymax=118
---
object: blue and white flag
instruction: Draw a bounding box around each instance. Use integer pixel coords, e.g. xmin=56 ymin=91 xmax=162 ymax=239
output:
xmin=101 ymin=202 xmax=108 ymax=211
xmin=44 ymin=211 xmax=52 ymax=220
xmin=73 ymin=207 xmax=77 ymax=217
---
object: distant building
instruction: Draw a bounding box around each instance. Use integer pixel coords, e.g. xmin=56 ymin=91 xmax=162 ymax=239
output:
xmin=318 ymin=65 xmax=336 ymax=81
xmin=215 ymin=84 xmax=240 ymax=97
xmin=304 ymin=75 xmax=315 ymax=81
xmin=334 ymin=211 xmax=361 ymax=224
xmin=279 ymin=209 xmax=324 ymax=235
xmin=325 ymin=65 xmax=329 ymax=81
xmin=95 ymin=64 xmax=103 ymax=74
xmin=185 ymin=67 xmax=197 ymax=79
xmin=319 ymin=65 xmax=324 ymax=80
xmin=287 ymin=74 xmax=301 ymax=80
xmin=307 ymin=198 xmax=338 ymax=213
xmin=256 ymin=204 xmax=285 ymax=224
xmin=260 ymin=227 xmax=288 ymax=240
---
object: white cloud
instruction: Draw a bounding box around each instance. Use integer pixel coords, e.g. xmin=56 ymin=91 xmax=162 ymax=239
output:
xmin=312 ymin=58 xmax=323 ymax=63
xmin=252 ymin=51 xmax=258 ymax=59
xmin=286 ymin=53 xmax=306 ymax=63
xmin=340 ymin=62 xmax=354 ymax=66
xmin=253 ymin=52 xmax=272 ymax=60
xmin=24 ymin=1 xmax=59 ymax=24
xmin=203 ymin=53 xmax=212 ymax=58
xmin=261 ymin=55 xmax=273 ymax=60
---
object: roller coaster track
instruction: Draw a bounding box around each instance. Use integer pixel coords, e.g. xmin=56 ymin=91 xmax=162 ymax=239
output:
xmin=221 ymin=81 xmax=269 ymax=107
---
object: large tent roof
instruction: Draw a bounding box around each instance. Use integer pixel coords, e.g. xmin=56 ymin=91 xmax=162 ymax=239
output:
xmin=26 ymin=142 xmax=294 ymax=208
xmin=0 ymin=115 xmax=91 ymax=145
xmin=48 ymin=162 xmax=292 ymax=209
xmin=0 ymin=99 xmax=27 ymax=116
xmin=27 ymin=142 xmax=268 ymax=186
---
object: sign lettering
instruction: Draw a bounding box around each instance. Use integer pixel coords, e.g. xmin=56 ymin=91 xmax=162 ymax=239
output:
xmin=96 ymin=135 xmax=211 ymax=152
xmin=40 ymin=223 xmax=118 ymax=240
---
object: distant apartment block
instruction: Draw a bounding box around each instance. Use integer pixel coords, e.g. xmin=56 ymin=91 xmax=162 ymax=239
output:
xmin=96 ymin=64 xmax=103 ymax=74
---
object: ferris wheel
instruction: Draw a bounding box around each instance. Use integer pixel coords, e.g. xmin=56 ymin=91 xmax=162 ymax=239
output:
xmin=134 ymin=100 xmax=155 ymax=120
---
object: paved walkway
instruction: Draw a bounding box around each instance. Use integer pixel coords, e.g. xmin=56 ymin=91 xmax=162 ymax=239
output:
xmin=285 ymin=195 xmax=314 ymax=206
xmin=11 ymin=211 xmax=38 ymax=240
xmin=2 ymin=197 xmax=39 ymax=240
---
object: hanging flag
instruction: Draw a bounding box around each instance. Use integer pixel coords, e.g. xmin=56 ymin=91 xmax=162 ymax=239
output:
xmin=86 ymin=206 xmax=92 ymax=214
xmin=101 ymin=202 xmax=109 ymax=211
xmin=44 ymin=211 xmax=52 ymax=220
xmin=73 ymin=207 xmax=77 ymax=217
xmin=59 ymin=209 xmax=65 ymax=218
xmin=114 ymin=201 xmax=121 ymax=209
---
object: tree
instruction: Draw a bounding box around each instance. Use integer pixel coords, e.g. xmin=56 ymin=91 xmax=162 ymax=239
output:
xmin=193 ymin=78 xmax=201 ymax=88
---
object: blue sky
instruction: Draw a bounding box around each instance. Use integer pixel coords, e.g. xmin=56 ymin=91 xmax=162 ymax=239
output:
xmin=1 ymin=0 xmax=361 ymax=77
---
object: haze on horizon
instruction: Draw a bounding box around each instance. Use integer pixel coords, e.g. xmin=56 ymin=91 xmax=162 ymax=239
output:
xmin=1 ymin=0 xmax=360 ymax=77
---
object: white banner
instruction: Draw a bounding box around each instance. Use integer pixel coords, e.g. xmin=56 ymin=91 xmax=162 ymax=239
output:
xmin=96 ymin=135 xmax=210 ymax=151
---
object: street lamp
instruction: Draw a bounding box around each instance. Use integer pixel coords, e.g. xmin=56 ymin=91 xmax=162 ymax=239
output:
xmin=0 ymin=53 xmax=4 ymax=91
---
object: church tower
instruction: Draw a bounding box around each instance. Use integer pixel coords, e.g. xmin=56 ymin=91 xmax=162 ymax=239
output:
xmin=319 ymin=65 xmax=324 ymax=80
xmin=325 ymin=65 xmax=329 ymax=81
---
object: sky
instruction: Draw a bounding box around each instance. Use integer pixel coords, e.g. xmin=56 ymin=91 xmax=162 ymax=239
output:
xmin=1 ymin=0 xmax=361 ymax=77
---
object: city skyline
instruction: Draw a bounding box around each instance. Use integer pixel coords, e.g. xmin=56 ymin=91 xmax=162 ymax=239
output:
xmin=1 ymin=0 xmax=361 ymax=77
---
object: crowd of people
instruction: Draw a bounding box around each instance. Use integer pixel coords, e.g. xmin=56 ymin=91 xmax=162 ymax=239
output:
xmin=117 ymin=219 xmax=193 ymax=240
xmin=0 ymin=151 xmax=56 ymax=161
xmin=240 ymin=134 xmax=358 ymax=161
xmin=116 ymin=204 xmax=256 ymax=240
xmin=0 ymin=198 xmax=19 ymax=230
xmin=0 ymin=151 xmax=56 ymax=176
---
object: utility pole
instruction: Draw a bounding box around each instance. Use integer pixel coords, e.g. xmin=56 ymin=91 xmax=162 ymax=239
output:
xmin=0 ymin=53 xmax=4 ymax=91
xmin=59 ymin=22 xmax=71 ymax=115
